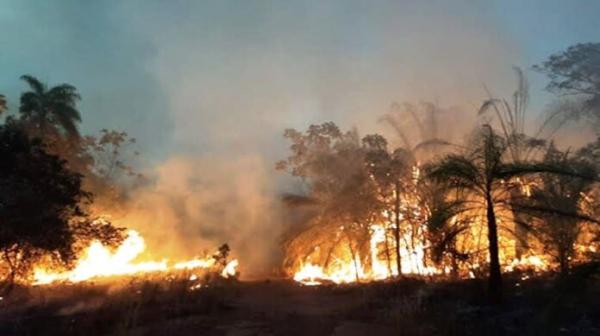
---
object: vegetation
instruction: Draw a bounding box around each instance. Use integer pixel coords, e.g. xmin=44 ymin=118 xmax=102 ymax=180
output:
xmin=277 ymin=43 xmax=600 ymax=304
xmin=0 ymin=40 xmax=599 ymax=336
xmin=0 ymin=267 xmax=597 ymax=335
xmin=276 ymin=123 xmax=382 ymax=281
xmin=0 ymin=120 xmax=123 ymax=293
xmin=362 ymin=134 xmax=415 ymax=275
xmin=425 ymin=127 xmax=596 ymax=301
xmin=527 ymin=145 xmax=598 ymax=274
xmin=0 ymin=76 xmax=141 ymax=291
xmin=534 ymin=43 xmax=600 ymax=132
xmin=18 ymin=74 xmax=82 ymax=142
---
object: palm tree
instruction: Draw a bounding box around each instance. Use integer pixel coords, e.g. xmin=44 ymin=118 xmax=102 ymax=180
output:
xmin=381 ymin=101 xmax=458 ymax=161
xmin=478 ymin=67 xmax=550 ymax=258
xmin=378 ymin=102 xmax=463 ymax=276
xmin=19 ymin=75 xmax=81 ymax=142
xmin=425 ymin=126 xmax=595 ymax=302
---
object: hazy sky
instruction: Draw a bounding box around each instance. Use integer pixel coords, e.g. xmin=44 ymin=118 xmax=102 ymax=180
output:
xmin=1 ymin=0 xmax=599 ymax=275
xmin=1 ymin=1 xmax=598 ymax=162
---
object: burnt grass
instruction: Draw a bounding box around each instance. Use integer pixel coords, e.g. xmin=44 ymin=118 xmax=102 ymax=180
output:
xmin=0 ymin=263 xmax=598 ymax=336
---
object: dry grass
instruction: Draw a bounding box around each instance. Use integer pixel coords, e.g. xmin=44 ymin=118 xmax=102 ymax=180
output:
xmin=0 ymin=264 xmax=598 ymax=335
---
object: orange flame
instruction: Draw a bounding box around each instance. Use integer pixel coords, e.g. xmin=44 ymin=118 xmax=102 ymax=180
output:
xmin=33 ymin=230 xmax=238 ymax=285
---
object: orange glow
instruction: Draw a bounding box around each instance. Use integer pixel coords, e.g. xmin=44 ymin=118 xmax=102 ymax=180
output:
xmin=33 ymin=230 xmax=238 ymax=285
xmin=293 ymin=223 xmax=442 ymax=286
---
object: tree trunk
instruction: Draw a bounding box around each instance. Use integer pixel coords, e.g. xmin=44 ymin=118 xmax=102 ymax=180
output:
xmin=486 ymin=192 xmax=503 ymax=303
xmin=558 ymin=247 xmax=569 ymax=275
xmin=451 ymin=256 xmax=459 ymax=279
xmin=347 ymin=239 xmax=361 ymax=282
xmin=394 ymin=181 xmax=402 ymax=276
xmin=450 ymin=244 xmax=460 ymax=279
xmin=383 ymin=228 xmax=393 ymax=275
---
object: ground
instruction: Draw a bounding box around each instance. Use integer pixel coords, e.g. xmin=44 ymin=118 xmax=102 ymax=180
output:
xmin=0 ymin=263 xmax=598 ymax=336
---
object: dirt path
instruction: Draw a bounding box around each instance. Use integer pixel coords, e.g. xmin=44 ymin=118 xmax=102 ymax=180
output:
xmin=215 ymin=281 xmax=395 ymax=336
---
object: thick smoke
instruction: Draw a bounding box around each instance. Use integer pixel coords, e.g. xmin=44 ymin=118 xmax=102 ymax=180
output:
xmin=2 ymin=1 xmax=535 ymax=278
xmin=109 ymin=1 xmax=524 ymax=278
xmin=116 ymin=155 xmax=284 ymax=277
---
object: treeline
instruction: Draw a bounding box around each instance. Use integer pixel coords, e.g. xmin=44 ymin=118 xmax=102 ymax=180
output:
xmin=0 ymin=76 xmax=140 ymax=292
xmin=277 ymin=43 xmax=600 ymax=302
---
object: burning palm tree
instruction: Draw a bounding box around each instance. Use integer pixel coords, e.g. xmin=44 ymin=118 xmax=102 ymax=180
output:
xmin=426 ymin=125 xmax=596 ymax=302
xmin=478 ymin=67 xmax=555 ymax=258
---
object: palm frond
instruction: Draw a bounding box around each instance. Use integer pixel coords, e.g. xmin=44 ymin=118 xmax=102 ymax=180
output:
xmin=427 ymin=199 xmax=474 ymax=231
xmin=479 ymin=97 xmax=512 ymax=143
xmin=413 ymin=138 xmax=455 ymax=152
xmin=19 ymin=92 xmax=42 ymax=115
xmin=425 ymin=155 xmax=484 ymax=194
xmin=48 ymin=84 xmax=81 ymax=103
xmin=20 ymin=75 xmax=46 ymax=95
xmin=509 ymin=203 xmax=600 ymax=225
xmin=478 ymin=99 xmax=501 ymax=116
xmin=52 ymin=103 xmax=82 ymax=123
xmin=379 ymin=112 xmax=412 ymax=150
xmin=402 ymin=102 xmax=427 ymax=141
xmin=497 ymin=161 xmax=597 ymax=181
xmin=53 ymin=111 xmax=80 ymax=139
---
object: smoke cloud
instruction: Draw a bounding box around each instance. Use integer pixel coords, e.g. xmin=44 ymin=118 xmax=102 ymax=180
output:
xmin=10 ymin=1 xmax=598 ymax=277
xmin=110 ymin=1 xmax=522 ymax=277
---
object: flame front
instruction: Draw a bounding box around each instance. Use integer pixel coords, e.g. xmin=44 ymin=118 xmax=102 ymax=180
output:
xmin=293 ymin=224 xmax=440 ymax=286
xmin=289 ymin=166 xmax=586 ymax=285
xmin=33 ymin=230 xmax=238 ymax=285
xmin=291 ymin=216 xmax=592 ymax=285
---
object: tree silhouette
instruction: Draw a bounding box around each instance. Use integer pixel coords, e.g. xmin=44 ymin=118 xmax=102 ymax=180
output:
xmin=79 ymin=129 xmax=143 ymax=215
xmin=425 ymin=126 xmax=595 ymax=302
xmin=534 ymin=43 xmax=600 ymax=131
xmin=19 ymin=75 xmax=82 ymax=142
xmin=534 ymin=43 xmax=600 ymax=103
xmin=362 ymin=134 xmax=415 ymax=275
xmin=478 ymin=67 xmax=552 ymax=258
xmin=0 ymin=120 xmax=122 ymax=293
xmin=277 ymin=122 xmax=382 ymax=281
xmin=527 ymin=144 xmax=597 ymax=274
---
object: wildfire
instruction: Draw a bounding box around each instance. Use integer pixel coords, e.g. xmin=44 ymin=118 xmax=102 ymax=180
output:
xmin=293 ymin=263 xmax=328 ymax=286
xmin=293 ymin=224 xmax=442 ymax=286
xmin=292 ymin=217 xmax=561 ymax=286
xmin=33 ymin=230 xmax=238 ymax=285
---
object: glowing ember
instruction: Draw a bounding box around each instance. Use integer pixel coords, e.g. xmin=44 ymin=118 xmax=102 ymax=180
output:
xmin=33 ymin=230 xmax=238 ymax=285
xmin=505 ymin=255 xmax=548 ymax=273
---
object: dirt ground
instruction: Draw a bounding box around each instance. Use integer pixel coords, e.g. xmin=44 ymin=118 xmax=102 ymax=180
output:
xmin=0 ymin=265 xmax=599 ymax=336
